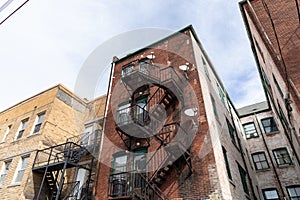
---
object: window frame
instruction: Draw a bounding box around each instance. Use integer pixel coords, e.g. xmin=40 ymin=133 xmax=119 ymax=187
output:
xmin=287 ymin=185 xmax=300 ymax=200
xmin=272 ymin=148 xmax=292 ymax=167
xmin=226 ymin=118 xmax=236 ymax=144
xmin=210 ymin=95 xmax=219 ymax=121
xmin=1 ymin=125 xmax=11 ymax=143
xmin=251 ymin=152 xmax=270 ymax=171
xmin=31 ymin=112 xmax=45 ymax=135
xmin=0 ymin=160 xmax=12 ymax=187
xmin=15 ymin=118 xmax=29 ymax=140
xmin=13 ymin=156 xmax=29 ymax=184
xmin=243 ymin=122 xmax=259 ymax=139
xmin=222 ymin=146 xmax=232 ymax=180
xmin=261 ymin=117 xmax=279 ymax=134
xmin=262 ymin=188 xmax=279 ymax=200
xmin=237 ymin=163 xmax=249 ymax=195
xmin=121 ymin=64 xmax=134 ymax=78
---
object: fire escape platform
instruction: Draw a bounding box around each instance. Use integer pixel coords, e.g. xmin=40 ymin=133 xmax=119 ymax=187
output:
xmin=32 ymin=161 xmax=79 ymax=173
xmin=122 ymin=71 xmax=160 ymax=91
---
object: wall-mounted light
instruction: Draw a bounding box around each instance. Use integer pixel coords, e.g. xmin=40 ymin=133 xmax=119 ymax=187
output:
xmin=136 ymin=142 xmax=140 ymax=146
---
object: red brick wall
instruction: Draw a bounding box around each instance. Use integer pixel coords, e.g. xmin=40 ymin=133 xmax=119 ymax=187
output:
xmin=94 ymin=28 xmax=218 ymax=199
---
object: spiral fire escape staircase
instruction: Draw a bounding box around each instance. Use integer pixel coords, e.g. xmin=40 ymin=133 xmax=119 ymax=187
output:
xmin=110 ymin=62 xmax=193 ymax=200
xmin=32 ymin=129 xmax=101 ymax=200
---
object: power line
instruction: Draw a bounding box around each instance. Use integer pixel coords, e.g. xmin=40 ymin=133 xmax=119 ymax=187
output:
xmin=0 ymin=0 xmax=29 ymax=26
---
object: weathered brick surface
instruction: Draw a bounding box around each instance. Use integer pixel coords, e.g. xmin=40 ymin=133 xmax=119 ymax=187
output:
xmin=0 ymin=85 xmax=104 ymax=200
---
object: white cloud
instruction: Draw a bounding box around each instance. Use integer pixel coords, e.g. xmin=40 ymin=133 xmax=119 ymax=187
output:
xmin=0 ymin=0 xmax=265 ymax=111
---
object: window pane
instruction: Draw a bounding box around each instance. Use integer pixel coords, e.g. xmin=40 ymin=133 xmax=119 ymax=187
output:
xmin=261 ymin=117 xmax=278 ymax=133
xmin=264 ymin=189 xmax=279 ymax=199
xmin=243 ymin=123 xmax=258 ymax=138
xmin=15 ymin=170 xmax=24 ymax=183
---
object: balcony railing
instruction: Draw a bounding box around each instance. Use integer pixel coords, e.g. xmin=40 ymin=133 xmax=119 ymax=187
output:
xmin=108 ymin=172 xmax=131 ymax=197
xmin=160 ymin=67 xmax=185 ymax=98
xmin=116 ymin=104 xmax=163 ymax=137
xmin=32 ymin=142 xmax=86 ymax=169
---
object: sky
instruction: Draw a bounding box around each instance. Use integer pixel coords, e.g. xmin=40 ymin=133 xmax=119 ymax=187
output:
xmin=0 ymin=0 xmax=266 ymax=112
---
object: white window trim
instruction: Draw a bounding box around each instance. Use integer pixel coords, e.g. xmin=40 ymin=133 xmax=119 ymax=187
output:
xmin=1 ymin=125 xmax=11 ymax=143
xmin=29 ymin=112 xmax=45 ymax=136
xmin=14 ymin=120 xmax=28 ymax=141
xmin=12 ymin=156 xmax=29 ymax=184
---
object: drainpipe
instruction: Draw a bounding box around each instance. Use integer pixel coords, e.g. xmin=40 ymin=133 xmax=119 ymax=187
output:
xmin=253 ymin=113 xmax=285 ymax=199
xmin=94 ymin=58 xmax=116 ymax=197
xmin=226 ymin=98 xmax=257 ymax=199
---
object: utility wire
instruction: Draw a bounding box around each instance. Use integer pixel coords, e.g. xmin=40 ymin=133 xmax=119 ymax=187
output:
xmin=0 ymin=0 xmax=29 ymax=26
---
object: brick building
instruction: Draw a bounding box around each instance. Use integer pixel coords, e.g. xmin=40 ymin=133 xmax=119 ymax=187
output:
xmin=239 ymin=0 xmax=300 ymax=155
xmin=0 ymin=84 xmax=106 ymax=199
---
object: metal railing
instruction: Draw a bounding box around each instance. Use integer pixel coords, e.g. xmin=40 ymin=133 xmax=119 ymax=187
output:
xmin=116 ymin=104 xmax=163 ymax=134
xmin=160 ymin=67 xmax=185 ymax=95
xmin=108 ymin=172 xmax=131 ymax=197
xmin=33 ymin=142 xmax=86 ymax=169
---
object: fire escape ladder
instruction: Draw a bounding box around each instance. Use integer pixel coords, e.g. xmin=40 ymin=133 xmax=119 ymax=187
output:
xmin=45 ymin=170 xmax=58 ymax=199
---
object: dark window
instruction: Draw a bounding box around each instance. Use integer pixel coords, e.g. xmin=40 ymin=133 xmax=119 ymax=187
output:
xmin=238 ymin=163 xmax=249 ymax=195
xmin=261 ymin=117 xmax=279 ymax=134
xmin=273 ymin=148 xmax=292 ymax=166
xmin=287 ymin=186 xmax=300 ymax=200
xmin=217 ymin=83 xmax=225 ymax=105
xmin=262 ymin=188 xmax=279 ymax=200
xmin=32 ymin=112 xmax=45 ymax=134
xmin=278 ymin=103 xmax=289 ymax=129
xmin=211 ymin=95 xmax=219 ymax=121
xmin=243 ymin=122 xmax=258 ymax=139
xmin=16 ymin=119 xmax=28 ymax=140
xmin=122 ymin=64 xmax=134 ymax=77
xmin=110 ymin=153 xmax=128 ymax=197
xmin=226 ymin=118 xmax=236 ymax=144
xmin=252 ymin=152 xmax=269 ymax=170
xmin=222 ymin=147 xmax=232 ymax=180
xmin=202 ymin=57 xmax=210 ymax=79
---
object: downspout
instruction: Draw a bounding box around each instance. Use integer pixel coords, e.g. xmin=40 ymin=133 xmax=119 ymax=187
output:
xmin=94 ymin=58 xmax=116 ymax=198
xmin=253 ymin=113 xmax=286 ymax=199
xmin=226 ymin=97 xmax=257 ymax=200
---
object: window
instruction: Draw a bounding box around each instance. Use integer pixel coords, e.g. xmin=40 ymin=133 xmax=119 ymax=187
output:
xmin=243 ymin=122 xmax=258 ymax=139
xmin=238 ymin=163 xmax=249 ymax=195
xmin=116 ymin=102 xmax=131 ymax=125
xmin=287 ymin=186 xmax=300 ymax=200
xmin=217 ymin=83 xmax=225 ymax=105
xmin=222 ymin=147 xmax=232 ymax=180
xmin=252 ymin=152 xmax=269 ymax=170
xmin=278 ymin=103 xmax=289 ymax=129
xmin=262 ymin=188 xmax=279 ymax=200
xmin=273 ymin=148 xmax=292 ymax=166
xmin=211 ymin=95 xmax=219 ymax=121
xmin=273 ymin=75 xmax=284 ymax=98
xmin=202 ymin=57 xmax=210 ymax=79
xmin=1 ymin=125 xmax=11 ymax=143
xmin=15 ymin=119 xmax=28 ymax=140
xmin=226 ymin=118 xmax=236 ymax=144
xmin=0 ymin=160 xmax=11 ymax=186
xmin=14 ymin=156 xmax=29 ymax=183
xmin=32 ymin=112 xmax=45 ymax=134
xmin=122 ymin=64 xmax=134 ymax=77
xmin=261 ymin=117 xmax=279 ymax=134
xmin=110 ymin=153 xmax=128 ymax=197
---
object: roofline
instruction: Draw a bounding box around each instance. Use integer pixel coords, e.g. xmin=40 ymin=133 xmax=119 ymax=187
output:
xmin=0 ymin=84 xmax=88 ymax=114
xmin=114 ymin=25 xmax=194 ymax=64
xmin=238 ymin=0 xmax=271 ymax=115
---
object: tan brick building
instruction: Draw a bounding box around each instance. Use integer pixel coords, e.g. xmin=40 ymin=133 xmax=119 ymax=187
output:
xmin=0 ymin=84 xmax=106 ymax=199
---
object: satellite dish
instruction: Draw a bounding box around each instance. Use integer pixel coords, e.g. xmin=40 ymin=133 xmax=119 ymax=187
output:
xmin=146 ymin=54 xmax=155 ymax=59
xmin=184 ymin=108 xmax=197 ymax=116
xmin=179 ymin=65 xmax=188 ymax=71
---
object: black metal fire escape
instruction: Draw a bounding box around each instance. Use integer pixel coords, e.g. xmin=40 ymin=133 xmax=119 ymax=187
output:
xmin=32 ymin=130 xmax=101 ymax=200
xmin=111 ymin=62 xmax=193 ymax=200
